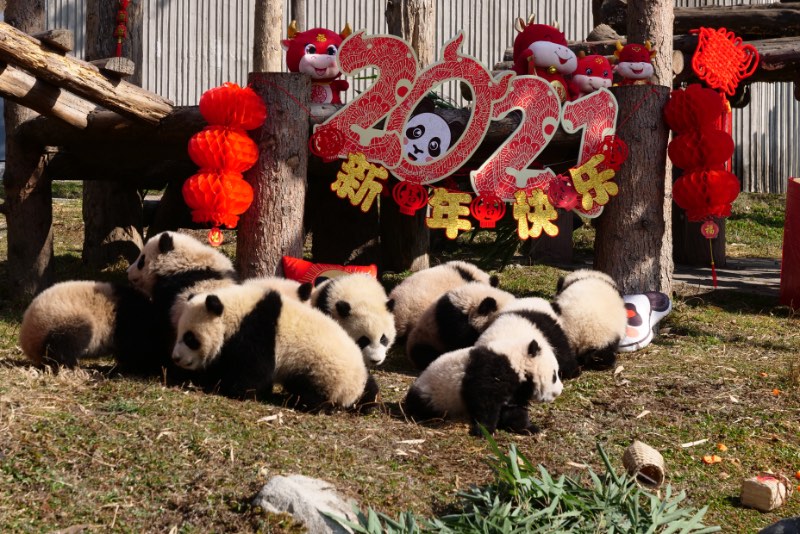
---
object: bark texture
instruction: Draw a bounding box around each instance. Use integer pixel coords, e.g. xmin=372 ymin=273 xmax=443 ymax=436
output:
xmin=253 ymin=0 xmax=283 ymax=72
xmin=237 ymin=73 xmax=310 ymax=278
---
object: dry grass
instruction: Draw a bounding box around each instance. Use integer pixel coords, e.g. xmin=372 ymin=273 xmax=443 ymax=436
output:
xmin=0 ymin=193 xmax=798 ymax=532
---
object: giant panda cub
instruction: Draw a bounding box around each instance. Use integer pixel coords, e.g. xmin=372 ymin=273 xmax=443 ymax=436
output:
xmin=402 ymin=334 xmax=563 ymax=436
xmin=310 ymin=274 xmax=395 ymax=366
xmin=171 ymin=284 xmax=380 ymax=412
xmin=477 ymin=297 xmax=581 ymax=380
xmin=242 ymin=276 xmax=313 ymax=303
xmin=553 ymin=269 xmax=627 ymax=371
xmin=406 ymin=282 xmax=515 ymax=370
xmin=388 ymin=261 xmax=499 ymax=340
xmin=125 ymin=231 xmax=238 ymax=376
xmin=19 ymin=280 xmax=161 ymax=369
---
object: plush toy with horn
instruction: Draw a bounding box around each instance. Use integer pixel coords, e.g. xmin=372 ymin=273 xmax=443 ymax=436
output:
xmin=614 ymin=41 xmax=656 ymax=86
xmin=282 ymin=20 xmax=352 ymax=104
xmin=569 ymin=52 xmax=613 ymax=98
xmin=512 ymin=15 xmax=577 ymax=102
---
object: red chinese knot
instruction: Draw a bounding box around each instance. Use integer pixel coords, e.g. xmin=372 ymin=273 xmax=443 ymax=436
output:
xmin=392 ymin=182 xmax=428 ymax=216
xmin=691 ymin=27 xmax=759 ymax=96
xmin=470 ymin=194 xmax=506 ymax=228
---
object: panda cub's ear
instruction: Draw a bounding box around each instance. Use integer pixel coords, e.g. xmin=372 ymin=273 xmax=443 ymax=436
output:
xmin=489 ymin=275 xmax=500 ymax=288
xmin=555 ymin=275 xmax=566 ymax=294
xmin=527 ymin=339 xmax=541 ymax=357
xmin=386 ymin=299 xmax=395 ymax=313
xmin=158 ymin=232 xmax=174 ymax=254
xmin=297 ymin=282 xmax=313 ymax=302
xmin=205 ymin=295 xmax=225 ymax=316
xmin=335 ymin=300 xmax=352 ymax=318
xmin=476 ymin=297 xmax=497 ymax=316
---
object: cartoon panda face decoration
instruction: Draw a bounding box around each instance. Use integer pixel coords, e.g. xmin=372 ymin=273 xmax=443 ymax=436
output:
xmin=402 ymin=98 xmax=465 ymax=164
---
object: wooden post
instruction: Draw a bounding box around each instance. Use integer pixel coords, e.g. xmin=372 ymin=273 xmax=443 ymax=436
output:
xmin=237 ymin=73 xmax=310 ymax=277
xmin=381 ymin=0 xmax=436 ymax=272
xmin=2 ymin=1 xmax=53 ymax=299
xmin=253 ymin=0 xmax=283 ymax=72
xmin=594 ymin=86 xmax=672 ymax=294
xmin=81 ymin=0 xmax=144 ymax=268
xmin=290 ymin=0 xmax=306 ymax=35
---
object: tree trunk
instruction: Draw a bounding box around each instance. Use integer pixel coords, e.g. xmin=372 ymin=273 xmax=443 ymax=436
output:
xmin=290 ymin=0 xmax=305 ymax=35
xmin=253 ymin=0 xmax=282 ymax=72
xmin=237 ymin=73 xmax=310 ymax=278
xmin=81 ymin=0 xmax=144 ymax=269
xmin=381 ymin=0 xmax=435 ymax=272
xmin=595 ymin=85 xmax=672 ymax=294
xmin=2 ymin=0 xmax=53 ymax=299
xmin=627 ymin=0 xmax=673 ymax=87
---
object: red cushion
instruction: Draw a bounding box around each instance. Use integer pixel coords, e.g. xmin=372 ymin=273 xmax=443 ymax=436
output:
xmin=282 ymin=256 xmax=378 ymax=285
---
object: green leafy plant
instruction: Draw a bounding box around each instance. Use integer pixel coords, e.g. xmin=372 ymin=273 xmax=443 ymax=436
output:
xmin=329 ymin=433 xmax=721 ymax=533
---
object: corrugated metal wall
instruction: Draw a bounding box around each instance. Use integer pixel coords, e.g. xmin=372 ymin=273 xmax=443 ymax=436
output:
xmin=33 ymin=0 xmax=800 ymax=192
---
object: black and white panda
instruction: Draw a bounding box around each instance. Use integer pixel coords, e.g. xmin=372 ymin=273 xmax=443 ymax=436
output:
xmin=125 ymin=231 xmax=238 ymax=376
xmin=553 ymin=269 xmax=627 ymax=371
xmin=406 ymin=282 xmax=515 ymax=370
xmin=402 ymin=333 xmax=563 ymax=436
xmin=19 ymin=280 xmax=162 ymax=369
xmin=477 ymin=297 xmax=581 ymax=380
xmin=171 ymin=284 xmax=380 ymax=412
xmin=388 ymin=261 xmax=499 ymax=339
xmin=242 ymin=276 xmax=313 ymax=303
xmin=310 ymin=274 xmax=395 ymax=366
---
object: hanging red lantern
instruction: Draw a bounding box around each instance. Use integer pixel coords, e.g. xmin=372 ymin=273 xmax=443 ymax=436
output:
xmin=667 ymin=128 xmax=734 ymax=170
xmin=199 ymin=83 xmax=267 ymax=130
xmin=599 ymin=135 xmax=629 ymax=171
xmin=470 ymin=194 xmax=506 ymax=228
xmin=673 ymin=168 xmax=740 ymax=222
xmin=182 ymin=171 xmax=254 ymax=228
xmin=547 ymin=175 xmax=580 ymax=211
xmin=664 ymin=84 xmax=726 ymax=134
xmin=392 ymin=181 xmax=428 ymax=215
xmin=188 ymin=126 xmax=259 ymax=172
xmin=309 ymin=128 xmax=345 ymax=161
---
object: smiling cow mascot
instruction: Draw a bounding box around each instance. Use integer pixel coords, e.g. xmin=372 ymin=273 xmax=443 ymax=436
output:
xmin=512 ymin=15 xmax=577 ymax=102
xmin=283 ymin=21 xmax=352 ymax=104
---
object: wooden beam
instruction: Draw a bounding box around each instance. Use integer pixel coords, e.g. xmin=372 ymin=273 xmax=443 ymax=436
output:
xmin=90 ymin=57 xmax=136 ymax=79
xmin=0 ymin=62 xmax=104 ymax=128
xmin=0 ymin=21 xmax=173 ymax=124
xmin=31 ymin=28 xmax=73 ymax=54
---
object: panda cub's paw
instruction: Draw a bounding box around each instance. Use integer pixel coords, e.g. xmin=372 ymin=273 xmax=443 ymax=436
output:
xmin=498 ymin=404 xmax=540 ymax=435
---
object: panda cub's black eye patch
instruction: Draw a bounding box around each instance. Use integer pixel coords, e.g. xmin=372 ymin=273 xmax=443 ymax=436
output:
xmin=183 ymin=331 xmax=200 ymax=350
xmin=136 ymin=255 xmax=145 ymax=269
xmin=553 ymin=371 xmax=558 ymax=384
xmin=380 ymin=334 xmax=389 ymax=346
xmin=357 ymin=336 xmax=370 ymax=349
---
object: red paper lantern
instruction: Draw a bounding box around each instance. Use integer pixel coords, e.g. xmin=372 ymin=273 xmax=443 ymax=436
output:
xmin=309 ymin=128 xmax=345 ymax=161
xmin=599 ymin=135 xmax=629 ymax=171
xmin=664 ymin=84 xmax=726 ymax=134
xmin=392 ymin=181 xmax=428 ymax=215
xmin=470 ymin=194 xmax=506 ymax=228
xmin=668 ymin=128 xmax=734 ymax=170
xmin=547 ymin=175 xmax=580 ymax=211
xmin=188 ymin=126 xmax=259 ymax=172
xmin=199 ymin=83 xmax=267 ymax=130
xmin=182 ymin=171 xmax=254 ymax=228
xmin=673 ymin=168 xmax=740 ymax=221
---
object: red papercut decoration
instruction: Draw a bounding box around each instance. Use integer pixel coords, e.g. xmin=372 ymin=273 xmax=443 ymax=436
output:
xmin=188 ymin=126 xmax=259 ymax=172
xmin=207 ymin=227 xmax=224 ymax=247
xmin=667 ymin=128 xmax=734 ymax=170
xmin=392 ymin=181 xmax=428 ymax=216
xmin=470 ymin=194 xmax=506 ymax=228
xmin=599 ymin=135 xmax=629 ymax=171
xmin=199 ymin=83 xmax=268 ymax=130
xmin=691 ymin=27 xmax=759 ymax=96
xmin=663 ymin=84 xmax=725 ymax=134
xmin=548 ymin=175 xmax=580 ymax=211
xmin=309 ymin=128 xmax=345 ymax=161
xmin=182 ymin=171 xmax=254 ymax=228
xmin=701 ymin=220 xmax=720 ymax=239
xmin=673 ymin=168 xmax=739 ymax=222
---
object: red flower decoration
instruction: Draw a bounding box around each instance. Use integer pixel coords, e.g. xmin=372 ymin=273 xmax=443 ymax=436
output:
xmin=668 ymin=128 xmax=734 ymax=170
xmin=470 ymin=194 xmax=506 ymax=228
xmin=664 ymin=84 xmax=725 ymax=134
xmin=199 ymin=82 xmax=267 ymax=130
xmin=392 ymin=182 xmax=428 ymax=215
xmin=182 ymin=171 xmax=254 ymax=228
xmin=673 ymin=168 xmax=740 ymax=222
xmin=188 ymin=126 xmax=259 ymax=172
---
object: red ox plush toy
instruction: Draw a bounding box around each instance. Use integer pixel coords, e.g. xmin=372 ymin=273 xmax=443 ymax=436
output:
xmin=614 ymin=41 xmax=656 ymax=85
xmin=512 ymin=15 xmax=577 ymax=102
xmin=282 ymin=21 xmax=352 ymax=104
xmin=569 ymin=53 xmax=613 ymax=98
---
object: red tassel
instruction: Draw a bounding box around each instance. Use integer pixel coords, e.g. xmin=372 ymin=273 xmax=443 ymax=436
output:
xmin=115 ymin=42 xmax=122 ymax=57
xmin=709 ymin=238 xmax=718 ymax=288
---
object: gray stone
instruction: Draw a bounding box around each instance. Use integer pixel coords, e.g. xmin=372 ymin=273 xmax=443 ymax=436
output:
xmin=759 ymin=517 xmax=800 ymax=534
xmin=252 ymin=474 xmax=358 ymax=534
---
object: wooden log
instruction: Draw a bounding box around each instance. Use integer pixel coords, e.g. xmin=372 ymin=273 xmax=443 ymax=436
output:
xmin=594 ymin=87 xmax=673 ymax=293
xmin=0 ymin=62 xmax=102 ymax=129
xmin=31 ymin=29 xmax=73 ymax=54
xmin=237 ymin=73 xmax=310 ymax=277
xmin=382 ymin=0 xmax=436 ymax=273
xmin=2 ymin=0 xmax=54 ymax=299
xmin=81 ymin=0 xmax=144 ymax=269
xmin=0 ymin=21 xmax=172 ymax=124
xmin=90 ymin=57 xmax=136 ymax=79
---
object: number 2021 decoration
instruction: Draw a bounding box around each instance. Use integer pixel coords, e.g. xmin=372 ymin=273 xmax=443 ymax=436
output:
xmin=309 ymin=30 xmax=621 ymax=239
